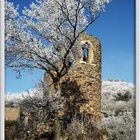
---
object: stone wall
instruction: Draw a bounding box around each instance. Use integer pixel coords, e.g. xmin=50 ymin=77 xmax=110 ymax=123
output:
xmin=5 ymin=106 xmax=20 ymax=121
xmin=45 ymin=33 xmax=101 ymax=122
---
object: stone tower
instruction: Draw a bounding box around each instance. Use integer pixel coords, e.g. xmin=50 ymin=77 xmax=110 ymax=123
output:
xmin=45 ymin=33 xmax=101 ymax=122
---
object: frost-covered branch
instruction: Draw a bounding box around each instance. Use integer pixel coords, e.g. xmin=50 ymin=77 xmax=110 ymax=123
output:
xmin=5 ymin=0 xmax=111 ymax=82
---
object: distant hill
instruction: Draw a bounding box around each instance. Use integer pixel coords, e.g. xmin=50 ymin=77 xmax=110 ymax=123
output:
xmin=5 ymin=80 xmax=134 ymax=104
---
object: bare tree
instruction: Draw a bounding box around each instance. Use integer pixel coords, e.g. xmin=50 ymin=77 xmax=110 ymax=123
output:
xmin=18 ymin=83 xmax=107 ymax=140
xmin=17 ymin=85 xmax=63 ymax=139
xmin=5 ymin=0 xmax=111 ymax=91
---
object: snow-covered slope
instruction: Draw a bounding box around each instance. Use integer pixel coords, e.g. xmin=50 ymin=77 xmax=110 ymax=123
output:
xmin=5 ymin=80 xmax=134 ymax=104
xmin=5 ymin=89 xmax=42 ymax=105
xmin=101 ymin=80 xmax=135 ymax=140
xmin=102 ymin=80 xmax=134 ymax=99
xmin=102 ymin=80 xmax=135 ymax=113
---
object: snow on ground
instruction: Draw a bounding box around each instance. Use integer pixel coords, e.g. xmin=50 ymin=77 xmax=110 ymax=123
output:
xmin=5 ymin=89 xmax=42 ymax=105
xmin=101 ymin=80 xmax=135 ymax=140
xmin=102 ymin=80 xmax=134 ymax=95
xmin=5 ymin=80 xmax=135 ymax=104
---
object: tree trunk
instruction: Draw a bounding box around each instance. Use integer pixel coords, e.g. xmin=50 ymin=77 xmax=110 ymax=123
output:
xmin=54 ymin=119 xmax=61 ymax=140
xmin=54 ymin=81 xmax=61 ymax=140
xmin=54 ymin=80 xmax=61 ymax=95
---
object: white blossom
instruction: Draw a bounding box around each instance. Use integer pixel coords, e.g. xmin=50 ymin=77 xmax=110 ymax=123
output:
xmin=5 ymin=0 xmax=111 ymax=79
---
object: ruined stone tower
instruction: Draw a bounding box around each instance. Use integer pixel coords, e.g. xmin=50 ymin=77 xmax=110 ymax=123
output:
xmin=45 ymin=33 xmax=101 ymax=122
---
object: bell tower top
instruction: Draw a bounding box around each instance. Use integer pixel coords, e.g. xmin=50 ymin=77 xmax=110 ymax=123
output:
xmin=76 ymin=33 xmax=101 ymax=65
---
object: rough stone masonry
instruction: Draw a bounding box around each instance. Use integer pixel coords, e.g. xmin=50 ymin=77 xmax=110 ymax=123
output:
xmin=45 ymin=33 xmax=101 ymax=122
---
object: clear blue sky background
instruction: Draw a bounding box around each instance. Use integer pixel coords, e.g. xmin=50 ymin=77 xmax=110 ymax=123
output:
xmin=6 ymin=0 xmax=135 ymax=93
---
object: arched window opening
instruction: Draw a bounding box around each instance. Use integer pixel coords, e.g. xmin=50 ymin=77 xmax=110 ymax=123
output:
xmin=82 ymin=42 xmax=90 ymax=62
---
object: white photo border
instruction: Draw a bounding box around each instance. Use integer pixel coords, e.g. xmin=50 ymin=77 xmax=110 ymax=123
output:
xmin=0 ymin=0 xmax=5 ymax=139
xmin=0 ymin=0 xmax=139 ymax=140
xmin=136 ymin=0 xmax=140 ymax=140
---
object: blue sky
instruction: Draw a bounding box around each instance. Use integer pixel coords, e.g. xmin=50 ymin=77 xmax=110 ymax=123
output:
xmin=6 ymin=0 xmax=135 ymax=92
